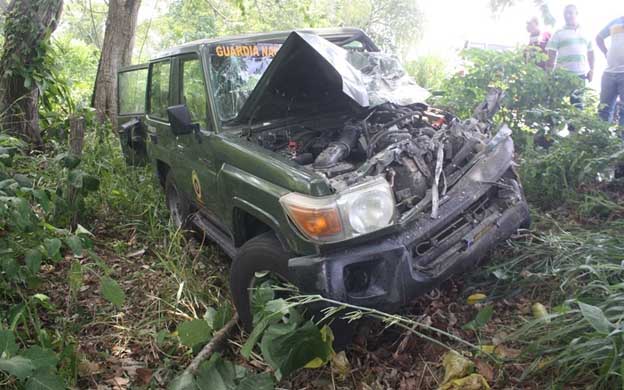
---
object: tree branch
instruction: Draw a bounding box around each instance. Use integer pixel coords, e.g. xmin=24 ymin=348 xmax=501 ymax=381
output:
xmin=184 ymin=313 xmax=239 ymax=375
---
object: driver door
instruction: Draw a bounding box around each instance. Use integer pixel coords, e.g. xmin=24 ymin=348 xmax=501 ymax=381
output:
xmin=171 ymin=53 xmax=221 ymax=222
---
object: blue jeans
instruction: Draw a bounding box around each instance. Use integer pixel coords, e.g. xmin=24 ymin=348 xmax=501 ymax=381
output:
xmin=599 ymin=71 xmax=624 ymax=126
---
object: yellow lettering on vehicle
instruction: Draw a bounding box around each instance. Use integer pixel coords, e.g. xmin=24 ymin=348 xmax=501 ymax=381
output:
xmin=215 ymin=45 xmax=279 ymax=57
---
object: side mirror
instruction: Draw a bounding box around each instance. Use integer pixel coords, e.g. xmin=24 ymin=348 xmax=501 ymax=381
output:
xmin=167 ymin=104 xmax=200 ymax=136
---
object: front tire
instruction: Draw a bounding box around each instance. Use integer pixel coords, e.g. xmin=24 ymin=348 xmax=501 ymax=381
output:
xmin=230 ymin=232 xmax=290 ymax=331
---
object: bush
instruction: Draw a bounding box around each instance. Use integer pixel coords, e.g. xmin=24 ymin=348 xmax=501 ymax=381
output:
xmin=519 ymin=110 xmax=624 ymax=210
xmin=435 ymin=48 xmax=584 ymax=152
xmin=404 ymin=55 xmax=448 ymax=91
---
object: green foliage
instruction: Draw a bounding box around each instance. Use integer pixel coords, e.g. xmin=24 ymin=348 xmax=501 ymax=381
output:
xmin=260 ymin=321 xmax=333 ymax=379
xmin=144 ymin=0 xmax=423 ymax=61
xmin=0 ymin=330 xmax=64 ymax=387
xmin=0 ymin=0 xmax=63 ymax=91
xmin=99 ymin=276 xmax=125 ymax=307
xmin=434 ymin=47 xmax=624 ymax=212
xmin=462 ymin=305 xmax=494 ymax=331
xmin=483 ymin=219 xmax=624 ymax=388
xmin=177 ymin=319 xmax=213 ymax=348
xmin=436 ymin=48 xmax=583 ymax=151
xmin=169 ymin=354 xmax=275 ymax=390
xmin=404 ymin=55 xmax=449 ymax=91
xmin=328 ymin=0 xmax=423 ymax=53
xmin=0 ymin=133 xmax=130 ymax=387
xmin=173 ymin=284 xmax=334 ymax=386
xmin=60 ymin=0 xmax=108 ymax=49
xmin=518 ymin=110 xmax=623 ymax=209
xmin=49 ymin=37 xmax=100 ymax=108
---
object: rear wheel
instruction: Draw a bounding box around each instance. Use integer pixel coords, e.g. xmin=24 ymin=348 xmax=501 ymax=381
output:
xmin=165 ymin=171 xmax=191 ymax=229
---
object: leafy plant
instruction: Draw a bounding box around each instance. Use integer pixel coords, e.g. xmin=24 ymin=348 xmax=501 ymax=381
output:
xmin=463 ymin=306 xmax=494 ymax=331
xmin=404 ymin=55 xmax=449 ymax=91
xmin=435 ymin=48 xmax=584 ymax=153
xmin=0 ymin=133 xmax=127 ymax=388
xmin=519 ymin=117 xmax=624 ymax=210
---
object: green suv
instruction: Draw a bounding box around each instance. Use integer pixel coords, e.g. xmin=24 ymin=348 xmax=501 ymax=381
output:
xmin=117 ymin=28 xmax=530 ymax=329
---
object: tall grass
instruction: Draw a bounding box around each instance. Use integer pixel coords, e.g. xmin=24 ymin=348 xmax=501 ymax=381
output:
xmin=483 ymin=218 xmax=624 ymax=388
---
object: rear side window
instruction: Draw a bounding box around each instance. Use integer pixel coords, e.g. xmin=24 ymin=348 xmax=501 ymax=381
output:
xmin=180 ymin=56 xmax=208 ymax=129
xmin=148 ymin=60 xmax=171 ymax=120
xmin=118 ymin=67 xmax=147 ymax=115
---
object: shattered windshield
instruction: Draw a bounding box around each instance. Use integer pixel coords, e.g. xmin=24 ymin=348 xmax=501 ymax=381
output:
xmin=209 ymin=43 xmax=280 ymax=122
xmin=209 ymin=40 xmax=430 ymax=123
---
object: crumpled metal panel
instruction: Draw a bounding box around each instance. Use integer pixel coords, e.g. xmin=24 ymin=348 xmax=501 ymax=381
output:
xmin=347 ymin=51 xmax=430 ymax=107
xmin=234 ymin=31 xmax=429 ymax=124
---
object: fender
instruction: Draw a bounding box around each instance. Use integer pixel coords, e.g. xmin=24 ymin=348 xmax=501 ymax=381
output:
xmin=218 ymin=163 xmax=317 ymax=255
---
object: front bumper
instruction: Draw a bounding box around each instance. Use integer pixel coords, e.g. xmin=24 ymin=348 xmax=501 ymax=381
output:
xmin=289 ymin=185 xmax=529 ymax=310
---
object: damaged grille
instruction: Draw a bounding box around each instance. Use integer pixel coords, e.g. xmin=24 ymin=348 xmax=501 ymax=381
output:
xmin=408 ymin=188 xmax=501 ymax=275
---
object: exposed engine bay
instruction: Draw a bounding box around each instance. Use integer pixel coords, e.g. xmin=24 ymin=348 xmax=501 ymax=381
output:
xmin=249 ymin=89 xmax=504 ymax=215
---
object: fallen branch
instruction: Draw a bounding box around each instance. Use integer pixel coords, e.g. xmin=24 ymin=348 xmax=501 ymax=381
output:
xmin=184 ymin=312 xmax=240 ymax=375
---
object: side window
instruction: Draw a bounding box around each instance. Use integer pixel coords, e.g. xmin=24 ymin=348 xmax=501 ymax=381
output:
xmin=148 ymin=60 xmax=171 ymax=120
xmin=180 ymin=56 xmax=208 ymax=129
xmin=118 ymin=67 xmax=147 ymax=115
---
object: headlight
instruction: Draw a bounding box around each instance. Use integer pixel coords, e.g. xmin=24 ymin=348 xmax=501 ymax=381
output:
xmin=280 ymin=177 xmax=395 ymax=243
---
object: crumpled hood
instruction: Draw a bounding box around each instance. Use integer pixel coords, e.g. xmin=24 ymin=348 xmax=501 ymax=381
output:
xmin=234 ymin=31 xmax=430 ymax=124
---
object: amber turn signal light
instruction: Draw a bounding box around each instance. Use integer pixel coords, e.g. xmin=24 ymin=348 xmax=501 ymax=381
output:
xmin=286 ymin=204 xmax=342 ymax=238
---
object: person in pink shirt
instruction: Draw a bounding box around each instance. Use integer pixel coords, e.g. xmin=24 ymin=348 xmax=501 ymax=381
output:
xmin=527 ymin=16 xmax=552 ymax=51
xmin=526 ymin=16 xmax=551 ymax=68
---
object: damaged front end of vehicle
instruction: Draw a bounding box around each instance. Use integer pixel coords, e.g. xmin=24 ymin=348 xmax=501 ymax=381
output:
xmin=233 ymin=32 xmax=530 ymax=308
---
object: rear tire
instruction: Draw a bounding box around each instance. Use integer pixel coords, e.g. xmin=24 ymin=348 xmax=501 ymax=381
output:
xmin=165 ymin=171 xmax=191 ymax=229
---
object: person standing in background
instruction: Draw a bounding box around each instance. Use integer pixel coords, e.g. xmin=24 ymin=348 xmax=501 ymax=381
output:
xmin=546 ymin=4 xmax=595 ymax=109
xmin=596 ymin=16 xmax=624 ymax=126
xmin=526 ymin=16 xmax=551 ymax=68
xmin=527 ymin=16 xmax=551 ymax=51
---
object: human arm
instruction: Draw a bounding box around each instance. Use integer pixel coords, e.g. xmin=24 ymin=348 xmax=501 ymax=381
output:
xmin=587 ymin=50 xmax=595 ymax=81
xmin=547 ymin=50 xmax=557 ymax=71
xmin=596 ymin=35 xmax=608 ymax=58
xmin=545 ymin=31 xmax=558 ymax=71
xmin=597 ymin=19 xmax=615 ymax=58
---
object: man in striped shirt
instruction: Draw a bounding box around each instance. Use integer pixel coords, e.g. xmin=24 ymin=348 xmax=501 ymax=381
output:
xmin=546 ymin=4 xmax=595 ymax=108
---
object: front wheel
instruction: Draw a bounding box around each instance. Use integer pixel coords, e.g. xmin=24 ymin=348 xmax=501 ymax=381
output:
xmin=229 ymin=232 xmax=355 ymax=349
xmin=230 ymin=232 xmax=290 ymax=331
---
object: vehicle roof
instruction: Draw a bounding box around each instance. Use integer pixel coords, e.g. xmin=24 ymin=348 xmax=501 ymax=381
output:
xmin=153 ymin=27 xmax=376 ymax=59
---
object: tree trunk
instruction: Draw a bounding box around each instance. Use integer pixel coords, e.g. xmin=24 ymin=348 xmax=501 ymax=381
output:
xmin=92 ymin=0 xmax=141 ymax=128
xmin=0 ymin=0 xmax=64 ymax=148
xmin=68 ymin=115 xmax=85 ymax=229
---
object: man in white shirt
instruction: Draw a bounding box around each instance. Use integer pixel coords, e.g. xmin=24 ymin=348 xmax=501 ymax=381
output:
xmin=546 ymin=4 xmax=595 ymax=109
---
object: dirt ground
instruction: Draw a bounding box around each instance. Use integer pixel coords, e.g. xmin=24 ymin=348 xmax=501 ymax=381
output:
xmin=36 ymin=217 xmax=550 ymax=390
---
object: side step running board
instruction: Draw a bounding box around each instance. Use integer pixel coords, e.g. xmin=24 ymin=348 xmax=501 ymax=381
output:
xmin=192 ymin=214 xmax=238 ymax=259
